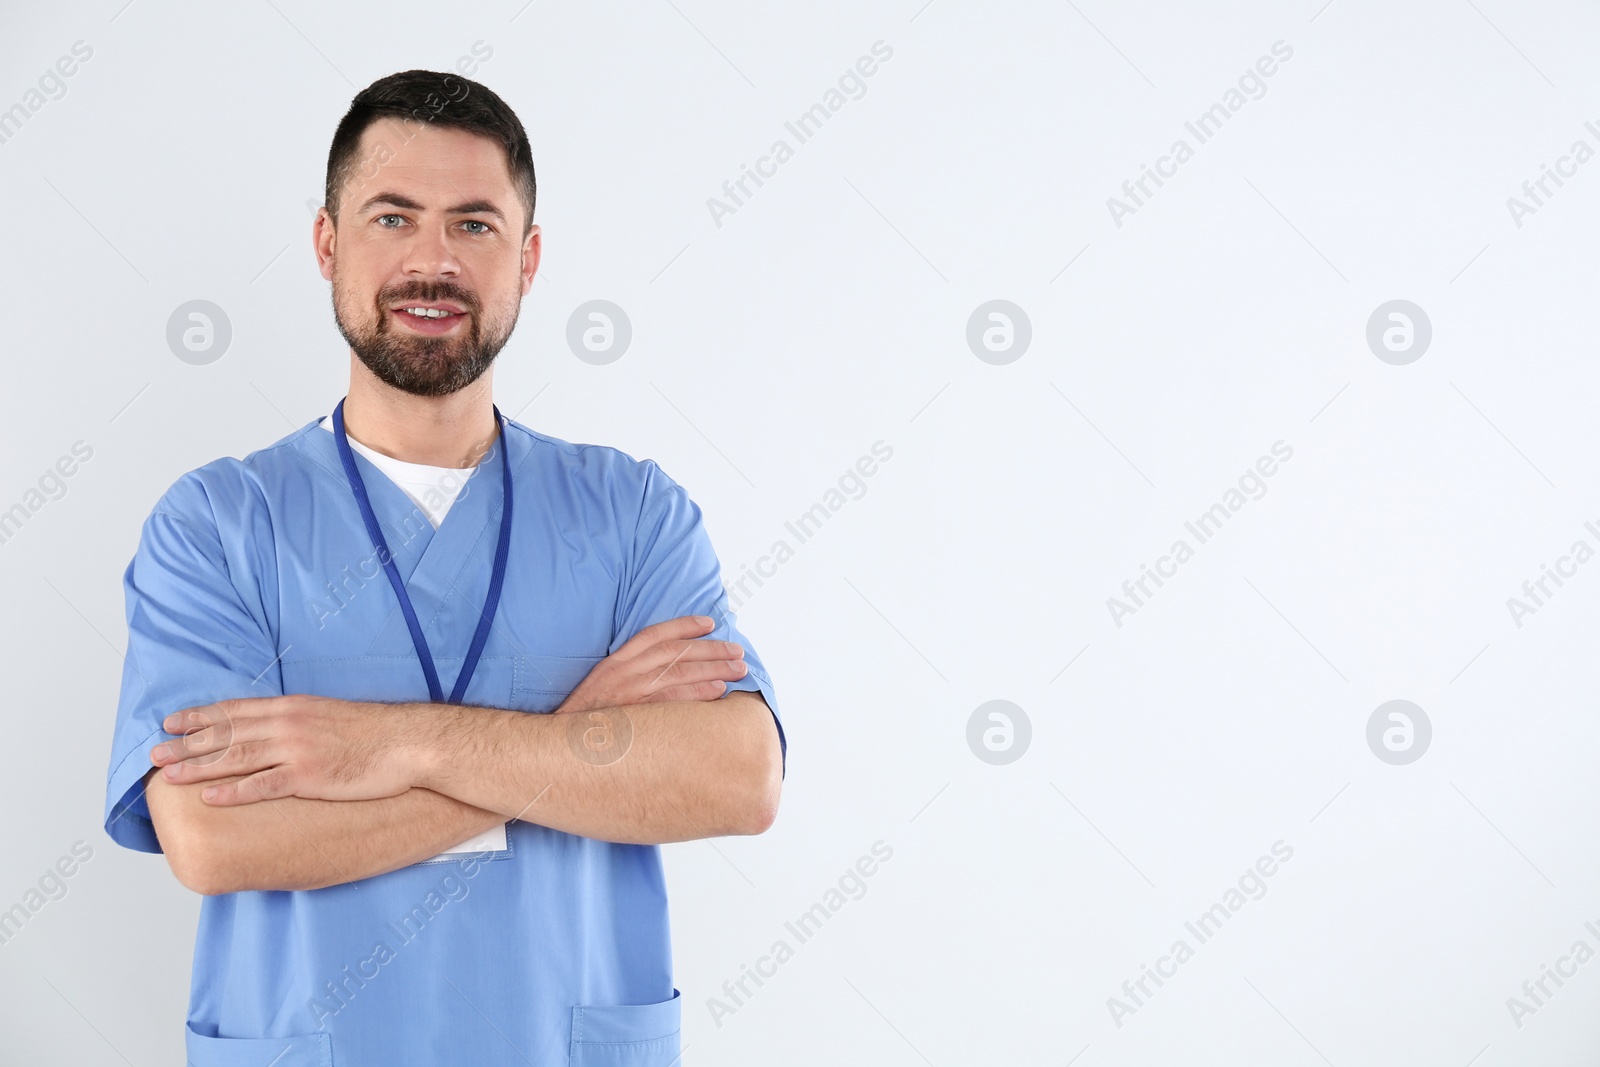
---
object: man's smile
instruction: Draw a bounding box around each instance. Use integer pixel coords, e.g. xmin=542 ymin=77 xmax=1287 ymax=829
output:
xmin=390 ymin=305 xmax=468 ymax=334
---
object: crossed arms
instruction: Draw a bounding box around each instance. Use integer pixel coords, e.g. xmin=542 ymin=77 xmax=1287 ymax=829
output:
xmin=142 ymin=616 xmax=783 ymax=895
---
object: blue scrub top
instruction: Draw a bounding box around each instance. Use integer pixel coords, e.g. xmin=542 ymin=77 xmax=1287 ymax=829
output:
xmin=102 ymin=415 xmax=784 ymax=1066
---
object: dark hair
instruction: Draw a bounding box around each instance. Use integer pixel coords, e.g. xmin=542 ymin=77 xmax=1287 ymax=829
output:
xmin=324 ymin=69 xmax=536 ymax=237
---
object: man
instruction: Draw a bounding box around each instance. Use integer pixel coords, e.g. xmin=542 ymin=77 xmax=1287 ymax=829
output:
xmin=101 ymin=69 xmax=785 ymax=1066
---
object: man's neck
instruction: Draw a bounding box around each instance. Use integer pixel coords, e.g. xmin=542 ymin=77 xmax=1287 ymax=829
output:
xmin=341 ymin=356 xmax=498 ymax=468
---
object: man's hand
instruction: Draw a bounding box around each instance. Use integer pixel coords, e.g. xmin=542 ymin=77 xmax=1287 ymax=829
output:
xmin=149 ymin=695 xmax=425 ymax=807
xmin=555 ymin=615 xmax=748 ymax=715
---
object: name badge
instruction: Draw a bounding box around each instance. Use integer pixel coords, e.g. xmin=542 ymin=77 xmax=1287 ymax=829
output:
xmin=414 ymin=821 xmax=511 ymax=865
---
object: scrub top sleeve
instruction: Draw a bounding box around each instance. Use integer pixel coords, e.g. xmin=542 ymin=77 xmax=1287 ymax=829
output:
xmin=103 ymin=503 xmax=284 ymax=854
xmin=614 ymin=460 xmax=786 ymax=775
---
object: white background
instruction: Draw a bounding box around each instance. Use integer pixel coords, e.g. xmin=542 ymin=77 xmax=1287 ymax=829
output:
xmin=3 ymin=0 xmax=1600 ymax=1063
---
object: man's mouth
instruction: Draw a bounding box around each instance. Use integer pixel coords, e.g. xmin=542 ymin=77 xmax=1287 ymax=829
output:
xmin=391 ymin=305 xmax=468 ymax=334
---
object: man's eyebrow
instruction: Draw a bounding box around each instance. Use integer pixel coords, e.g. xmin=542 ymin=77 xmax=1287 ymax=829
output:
xmin=357 ymin=192 xmax=507 ymax=222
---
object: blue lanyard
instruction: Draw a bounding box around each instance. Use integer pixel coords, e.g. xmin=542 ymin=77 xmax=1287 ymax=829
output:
xmin=331 ymin=397 xmax=513 ymax=705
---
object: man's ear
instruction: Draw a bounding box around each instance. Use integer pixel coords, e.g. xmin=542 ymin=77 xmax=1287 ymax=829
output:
xmin=521 ymin=223 xmax=541 ymax=295
xmin=314 ymin=208 xmax=337 ymax=282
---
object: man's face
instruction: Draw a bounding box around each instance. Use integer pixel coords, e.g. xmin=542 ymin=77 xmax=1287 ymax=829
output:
xmin=316 ymin=117 xmax=538 ymax=397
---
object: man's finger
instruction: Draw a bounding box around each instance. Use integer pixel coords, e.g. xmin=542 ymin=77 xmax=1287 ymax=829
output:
xmin=645 ymin=656 xmax=749 ymax=692
xmin=153 ymin=723 xmax=225 ymax=763
xmin=643 ymin=680 xmax=728 ymax=704
xmin=161 ymin=739 xmax=275 ymax=783
xmin=201 ymin=769 xmax=291 ymax=807
xmin=160 ymin=758 xmax=232 ymax=785
xmin=162 ymin=706 xmax=219 ymax=735
xmin=616 ymin=615 xmax=715 ymax=656
xmin=633 ymin=639 xmax=744 ymax=673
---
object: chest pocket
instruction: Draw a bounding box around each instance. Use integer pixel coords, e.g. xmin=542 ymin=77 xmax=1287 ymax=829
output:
xmin=279 ymin=653 xmax=605 ymax=714
xmin=512 ymin=654 xmax=606 ymax=713
xmin=280 ymin=654 xmax=518 ymax=708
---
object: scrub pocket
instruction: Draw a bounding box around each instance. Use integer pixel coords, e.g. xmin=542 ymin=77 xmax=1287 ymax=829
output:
xmin=568 ymin=989 xmax=681 ymax=1067
xmin=513 ymin=653 xmax=606 ymax=713
xmin=185 ymin=1022 xmax=333 ymax=1066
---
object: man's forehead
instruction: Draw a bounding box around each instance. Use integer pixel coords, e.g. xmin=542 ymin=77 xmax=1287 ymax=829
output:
xmin=345 ymin=119 xmax=515 ymax=207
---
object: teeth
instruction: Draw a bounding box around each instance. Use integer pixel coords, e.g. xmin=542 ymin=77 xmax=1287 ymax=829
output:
xmin=401 ymin=307 xmax=455 ymax=318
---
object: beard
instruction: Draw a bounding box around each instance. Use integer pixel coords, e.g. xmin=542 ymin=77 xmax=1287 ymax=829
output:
xmin=332 ymin=269 xmax=517 ymax=397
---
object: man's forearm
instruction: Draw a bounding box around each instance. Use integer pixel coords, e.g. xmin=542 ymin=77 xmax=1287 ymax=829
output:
xmin=407 ymin=693 xmax=781 ymax=845
xmin=144 ymin=767 xmax=508 ymax=894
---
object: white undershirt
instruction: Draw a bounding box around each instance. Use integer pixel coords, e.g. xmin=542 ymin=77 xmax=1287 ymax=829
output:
xmin=319 ymin=416 xmax=475 ymax=529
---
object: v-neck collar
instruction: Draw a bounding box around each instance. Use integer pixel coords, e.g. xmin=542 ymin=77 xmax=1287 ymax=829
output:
xmin=290 ymin=416 xmax=509 ymax=619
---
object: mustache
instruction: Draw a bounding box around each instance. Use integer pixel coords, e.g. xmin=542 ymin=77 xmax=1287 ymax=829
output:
xmin=377 ymin=284 xmax=478 ymax=312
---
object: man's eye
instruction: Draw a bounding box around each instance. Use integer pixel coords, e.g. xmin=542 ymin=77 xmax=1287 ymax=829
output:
xmin=377 ymin=214 xmax=404 ymax=228
xmin=463 ymin=220 xmax=491 ymax=235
